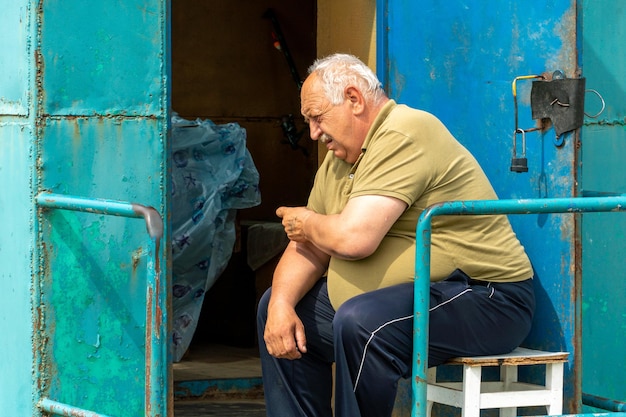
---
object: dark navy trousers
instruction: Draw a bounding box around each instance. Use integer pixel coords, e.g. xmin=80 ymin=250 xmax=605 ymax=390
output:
xmin=256 ymin=269 xmax=535 ymax=417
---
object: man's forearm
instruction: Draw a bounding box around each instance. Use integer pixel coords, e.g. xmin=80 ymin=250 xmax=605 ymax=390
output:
xmin=268 ymin=240 xmax=329 ymax=309
xmin=302 ymin=212 xmax=365 ymax=260
xmin=277 ymin=195 xmax=407 ymax=261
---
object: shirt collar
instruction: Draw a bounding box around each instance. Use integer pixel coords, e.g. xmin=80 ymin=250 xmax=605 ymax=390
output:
xmin=361 ymin=99 xmax=397 ymax=153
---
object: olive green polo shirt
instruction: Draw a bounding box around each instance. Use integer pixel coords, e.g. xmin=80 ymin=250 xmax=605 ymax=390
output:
xmin=308 ymin=100 xmax=533 ymax=309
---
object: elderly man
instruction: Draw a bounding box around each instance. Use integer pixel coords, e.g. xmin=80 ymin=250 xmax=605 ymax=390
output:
xmin=257 ymin=53 xmax=535 ymax=417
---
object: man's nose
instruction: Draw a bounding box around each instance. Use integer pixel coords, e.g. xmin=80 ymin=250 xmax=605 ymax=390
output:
xmin=308 ymin=121 xmax=322 ymax=140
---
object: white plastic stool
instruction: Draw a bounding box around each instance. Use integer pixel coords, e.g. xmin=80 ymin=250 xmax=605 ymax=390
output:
xmin=427 ymin=347 xmax=569 ymax=417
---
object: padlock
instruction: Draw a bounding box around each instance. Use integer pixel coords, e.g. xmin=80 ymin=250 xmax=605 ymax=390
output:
xmin=510 ymin=157 xmax=528 ymax=172
xmin=510 ymin=128 xmax=528 ymax=173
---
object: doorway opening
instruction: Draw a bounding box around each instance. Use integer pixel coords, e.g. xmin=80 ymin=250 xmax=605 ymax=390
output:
xmin=170 ymin=0 xmax=318 ymax=403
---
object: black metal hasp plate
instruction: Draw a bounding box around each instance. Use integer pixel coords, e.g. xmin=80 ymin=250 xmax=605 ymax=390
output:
xmin=531 ymin=78 xmax=586 ymax=136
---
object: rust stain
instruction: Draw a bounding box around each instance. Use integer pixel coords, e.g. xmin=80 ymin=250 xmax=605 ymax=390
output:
xmin=413 ymin=368 xmax=428 ymax=386
xmin=131 ymin=247 xmax=142 ymax=273
xmin=155 ymin=274 xmax=162 ymax=332
xmin=553 ymin=6 xmax=580 ymax=78
xmin=34 ymin=233 xmax=52 ymax=395
xmin=145 ymin=286 xmax=153 ymax=413
xmin=68 ymin=116 xmax=85 ymax=141
xmin=155 ymin=237 xmax=161 ymax=276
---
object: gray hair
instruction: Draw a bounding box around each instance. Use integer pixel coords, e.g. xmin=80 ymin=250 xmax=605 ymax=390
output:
xmin=308 ymin=53 xmax=386 ymax=106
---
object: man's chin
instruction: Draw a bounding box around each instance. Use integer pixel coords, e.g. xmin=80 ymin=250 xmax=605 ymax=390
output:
xmin=331 ymin=150 xmax=349 ymax=161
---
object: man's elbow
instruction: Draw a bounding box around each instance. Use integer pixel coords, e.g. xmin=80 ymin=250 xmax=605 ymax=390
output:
xmin=333 ymin=240 xmax=378 ymax=260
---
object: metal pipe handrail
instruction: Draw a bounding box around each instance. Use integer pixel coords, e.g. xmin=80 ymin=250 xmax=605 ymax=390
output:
xmin=38 ymin=398 xmax=113 ymax=417
xmin=412 ymin=196 xmax=626 ymax=417
xmin=583 ymin=393 xmax=626 ymax=413
xmin=35 ymin=192 xmax=167 ymax=417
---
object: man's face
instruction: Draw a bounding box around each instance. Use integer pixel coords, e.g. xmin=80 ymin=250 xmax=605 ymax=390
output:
xmin=300 ymin=74 xmax=361 ymax=163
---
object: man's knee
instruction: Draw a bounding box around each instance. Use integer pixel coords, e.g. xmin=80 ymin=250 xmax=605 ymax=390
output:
xmin=333 ymin=297 xmax=368 ymax=340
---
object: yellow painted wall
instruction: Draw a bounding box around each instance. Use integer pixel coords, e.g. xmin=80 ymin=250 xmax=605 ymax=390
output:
xmin=316 ymin=0 xmax=377 ymax=163
xmin=317 ymin=0 xmax=377 ymax=67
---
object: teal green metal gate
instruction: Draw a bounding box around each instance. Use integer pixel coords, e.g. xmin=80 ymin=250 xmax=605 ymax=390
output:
xmin=580 ymin=0 xmax=626 ymax=411
xmin=0 ymin=1 xmax=171 ymax=416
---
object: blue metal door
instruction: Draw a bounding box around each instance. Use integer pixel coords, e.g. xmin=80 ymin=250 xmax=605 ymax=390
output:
xmin=377 ymin=1 xmax=582 ymax=413
xmin=0 ymin=1 xmax=171 ymax=416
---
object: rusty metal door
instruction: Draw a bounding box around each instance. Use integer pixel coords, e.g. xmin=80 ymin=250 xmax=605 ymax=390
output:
xmin=0 ymin=1 xmax=171 ymax=416
xmin=377 ymin=1 xmax=582 ymax=414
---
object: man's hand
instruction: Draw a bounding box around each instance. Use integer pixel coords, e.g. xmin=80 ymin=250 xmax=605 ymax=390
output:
xmin=276 ymin=206 xmax=313 ymax=242
xmin=264 ymin=300 xmax=308 ymax=360
xmin=277 ymin=196 xmax=407 ymax=260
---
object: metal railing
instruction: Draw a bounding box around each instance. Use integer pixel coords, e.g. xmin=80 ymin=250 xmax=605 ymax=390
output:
xmin=412 ymin=196 xmax=626 ymax=417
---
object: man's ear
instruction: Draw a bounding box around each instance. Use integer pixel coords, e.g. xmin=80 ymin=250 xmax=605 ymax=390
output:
xmin=345 ymin=86 xmax=365 ymax=115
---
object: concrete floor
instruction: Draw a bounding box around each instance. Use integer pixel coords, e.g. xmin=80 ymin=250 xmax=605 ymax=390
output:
xmin=173 ymin=343 xmax=266 ymax=416
xmin=173 ymin=343 xmax=262 ymax=381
